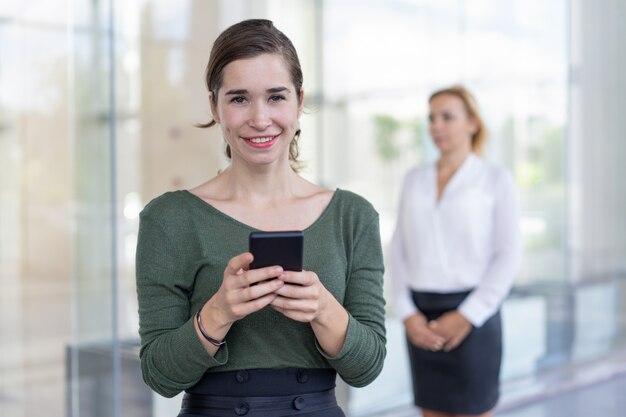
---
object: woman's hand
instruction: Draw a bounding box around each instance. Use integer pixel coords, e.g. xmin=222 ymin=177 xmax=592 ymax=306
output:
xmin=196 ymin=252 xmax=286 ymax=353
xmin=428 ymin=310 xmax=472 ymax=352
xmin=211 ymin=252 xmax=286 ymax=324
xmin=269 ymin=270 xmax=327 ymax=322
xmin=271 ymin=270 xmax=349 ymax=356
xmin=404 ymin=313 xmax=446 ymax=351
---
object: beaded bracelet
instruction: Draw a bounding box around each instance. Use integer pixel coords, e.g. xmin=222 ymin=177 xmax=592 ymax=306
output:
xmin=195 ymin=307 xmax=226 ymax=347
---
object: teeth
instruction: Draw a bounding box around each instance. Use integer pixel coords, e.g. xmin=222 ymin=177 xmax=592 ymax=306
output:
xmin=249 ymin=136 xmax=274 ymax=144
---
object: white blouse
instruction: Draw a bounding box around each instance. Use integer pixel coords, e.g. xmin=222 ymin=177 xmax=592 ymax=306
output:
xmin=389 ymin=154 xmax=522 ymax=327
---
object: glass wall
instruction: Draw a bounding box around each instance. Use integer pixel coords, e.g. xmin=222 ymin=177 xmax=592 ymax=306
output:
xmin=567 ymin=0 xmax=626 ymax=363
xmin=0 ymin=1 xmax=320 ymax=416
xmin=1 ymin=1 xmax=625 ymax=416
xmin=1 ymin=3 xmax=79 ymax=416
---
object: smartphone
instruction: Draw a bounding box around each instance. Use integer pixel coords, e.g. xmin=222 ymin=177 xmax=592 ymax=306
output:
xmin=248 ymin=230 xmax=303 ymax=271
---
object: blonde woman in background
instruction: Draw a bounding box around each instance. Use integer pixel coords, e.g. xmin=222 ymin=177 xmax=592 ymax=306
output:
xmin=390 ymin=85 xmax=522 ymax=417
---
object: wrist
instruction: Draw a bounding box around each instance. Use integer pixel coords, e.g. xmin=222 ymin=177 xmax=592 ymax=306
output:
xmin=453 ymin=309 xmax=472 ymax=326
xmin=205 ymin=297 xmax=233 ymax=329
xmin=196 ymin=307 xmax=226 ymax=347
xmin=404 ymin=312 xmax=425 ymax=326
xmin=314 ymin=293 xmax=347 ymax=328
xmin=195 ymin=299 xmax=232 ymax=348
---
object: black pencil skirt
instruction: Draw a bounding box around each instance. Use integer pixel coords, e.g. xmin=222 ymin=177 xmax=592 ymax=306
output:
xmin=178 ymin=368 xmax=345 ymax=417
xmin=406 ymin=290 xmax=502 ymax=415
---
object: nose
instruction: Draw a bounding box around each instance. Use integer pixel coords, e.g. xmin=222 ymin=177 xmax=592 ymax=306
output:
xmin=248 ymin=102 xmax=271 ymax=130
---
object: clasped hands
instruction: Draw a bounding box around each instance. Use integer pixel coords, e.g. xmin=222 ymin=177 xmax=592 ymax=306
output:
xmin=404 ymin=310 xmax=472 ymax=352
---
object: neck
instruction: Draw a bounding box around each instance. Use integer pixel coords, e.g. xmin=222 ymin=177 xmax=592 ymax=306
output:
xmin=219 ymin=160 xmax=302 ymax=203
xmin=437 ymin=146 xmax=472 ymax=173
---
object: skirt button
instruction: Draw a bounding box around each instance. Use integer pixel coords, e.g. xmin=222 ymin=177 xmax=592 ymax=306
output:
xmin=293 ymin=396 xmax=306 ymax=410
xmin=296 ymin=369 xmax=309 ymax=383
xmin=235 ymin=370 xmax=250 ymax=383
xmin=234 ymin=401 xmax=249 ymax=415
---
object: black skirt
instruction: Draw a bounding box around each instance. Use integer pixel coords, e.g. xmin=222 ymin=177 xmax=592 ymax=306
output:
xmin=178 ymin=368 xmax=345 ymax=417
xmin=406 ymin=290 xmax=502 ymax=415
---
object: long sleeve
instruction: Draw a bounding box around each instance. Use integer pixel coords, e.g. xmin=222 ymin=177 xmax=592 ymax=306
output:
xmin=136 ymin=214 xmax=228 ymax=398
xmin=458 ymin=170 xmax=522 ymax=327
xmin=317 ymin=214 xmax=387 ymax=387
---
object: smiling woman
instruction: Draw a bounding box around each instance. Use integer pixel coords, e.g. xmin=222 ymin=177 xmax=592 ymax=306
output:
xmin=209 ymin=53 xmax=304 ymax=168
xmin=135 ymin=19 xmax=386 ymax=417
xmin=196 ymin=19 xmax=305 ymax=170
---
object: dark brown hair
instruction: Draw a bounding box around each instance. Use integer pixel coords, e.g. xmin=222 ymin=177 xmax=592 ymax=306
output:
xmin=198 ymin=19 xmax=303 ymax=166
xmin=429 ymin=85 xmax=488 ymax=155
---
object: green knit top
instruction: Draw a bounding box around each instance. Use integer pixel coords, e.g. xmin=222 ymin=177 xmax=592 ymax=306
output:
xmin=136 ymin=189 xmax=386 ymax=398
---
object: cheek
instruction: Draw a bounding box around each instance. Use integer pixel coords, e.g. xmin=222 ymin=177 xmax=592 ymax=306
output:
xmin=220 ymin=108 xmax=247 ymax=127
xmin=462 ymin=123 xmax=475 ymax=135
xmin=449 ymin=122 xmax=466 ymax=135
xmin=272 ymin=109 xmax=300 ymax=127
xmin=217 ymin=111 xmax=241 ymax=139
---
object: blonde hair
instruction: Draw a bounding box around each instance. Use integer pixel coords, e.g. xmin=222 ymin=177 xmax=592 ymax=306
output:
xmin=429 ymin=85 xmax=488 ymax=155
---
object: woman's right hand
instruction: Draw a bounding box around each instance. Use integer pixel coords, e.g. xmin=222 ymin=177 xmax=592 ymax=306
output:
xmin=196 ymin=252 xmax=286 ymax=352
xmin=210 ymin=252 xmax=286 ymax=325
xmin=403 ymin=313 xmax=446 ymax=351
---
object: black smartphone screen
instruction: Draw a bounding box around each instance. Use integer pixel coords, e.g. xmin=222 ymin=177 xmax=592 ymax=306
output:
xmin=249 ymin=231 xmax=303 ymax=271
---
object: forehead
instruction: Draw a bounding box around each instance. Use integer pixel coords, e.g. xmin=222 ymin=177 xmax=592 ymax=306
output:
xmin=429 ymin=93 xmax=466 ymax=112
xmin=220 ymin=53 xmax=292 ymax=91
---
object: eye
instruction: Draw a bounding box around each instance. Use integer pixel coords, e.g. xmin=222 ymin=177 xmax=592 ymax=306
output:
xmin=443 ymin=112 xmax=454 ymax=121
xmin=269 ymin=95 xmax=286 ymax=103
xmin=230 ymin=96 xmax=246 ymax=104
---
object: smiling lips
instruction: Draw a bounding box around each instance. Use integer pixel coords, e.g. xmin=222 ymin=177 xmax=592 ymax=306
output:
xmin=244 ymin=135 xmax=279 ymax=148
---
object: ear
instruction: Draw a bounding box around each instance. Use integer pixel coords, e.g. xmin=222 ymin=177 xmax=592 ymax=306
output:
xmin=209 ymin=92 xmax=220 ymax=124
xmin=297 ymin=89 xmax=305 ymax=118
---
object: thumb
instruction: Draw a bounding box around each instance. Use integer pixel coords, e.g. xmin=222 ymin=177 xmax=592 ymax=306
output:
xmin=226 ymin=252 xmax=253 ymax=275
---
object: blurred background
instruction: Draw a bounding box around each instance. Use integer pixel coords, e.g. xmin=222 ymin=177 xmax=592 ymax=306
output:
xmin=1 ymin=0 xmax=625 ymax=416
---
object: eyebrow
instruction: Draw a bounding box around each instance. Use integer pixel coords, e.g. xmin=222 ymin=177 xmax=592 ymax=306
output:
xmin=224 ymin=86 xmax=291 ymax=95
xmin=268 ymin=86 xmax=290 ymax=94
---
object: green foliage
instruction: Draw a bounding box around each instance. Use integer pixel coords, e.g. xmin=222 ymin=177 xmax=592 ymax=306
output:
xmin=373 ymin=114 xmax=401 ymax=161
xmin=518 ymin=162 xmax=544 ymax=187
xmin=372 ymin=114 xmax=425 ymax=163
xmin=500 ymin=115 xmax=565 ymax=189
xmin=407 ymin=119 xmax=425 ymax=149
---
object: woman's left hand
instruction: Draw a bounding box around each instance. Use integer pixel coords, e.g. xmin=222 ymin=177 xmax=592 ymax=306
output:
xmin=269 ymin=270 xmax=329 ymax=323
xmin=428 ymin=310 xmax=472 ymax=352
xmin=270 ymin=270 xmax=349 ymax=357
